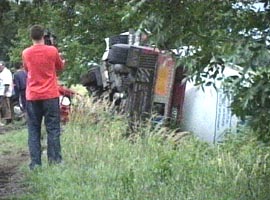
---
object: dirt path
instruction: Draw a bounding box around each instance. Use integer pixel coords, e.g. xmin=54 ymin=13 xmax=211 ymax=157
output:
xmin=0 ymin=126 xmax=28 ymax=200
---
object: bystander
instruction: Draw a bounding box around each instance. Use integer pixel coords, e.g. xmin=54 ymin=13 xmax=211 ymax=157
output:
xmin=22 ymin=25 xmax=65 ymax=170
xmin=0 ymin=61 xmax=13 ymax=125
xmin=13 ymin=62 xmax=27 ymax=112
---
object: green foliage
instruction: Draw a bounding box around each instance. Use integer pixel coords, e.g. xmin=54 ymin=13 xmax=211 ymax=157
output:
xmin=225 ymin=58 xmax=270 ymax=141
xmin=8 ymin=28 xmax=31 ymax=62
xmin=0 ymin=0 xmax=16 ymax=60
xmin=6 ymin=0 xmax=135 ymax=85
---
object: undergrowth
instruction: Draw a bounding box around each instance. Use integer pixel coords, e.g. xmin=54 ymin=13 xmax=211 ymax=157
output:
xmin=18 ymin=99 xmax=270 ymax=200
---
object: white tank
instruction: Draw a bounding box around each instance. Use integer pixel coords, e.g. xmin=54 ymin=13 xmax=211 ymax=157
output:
xmin=182 ymin=66 xmax=240 ymax=143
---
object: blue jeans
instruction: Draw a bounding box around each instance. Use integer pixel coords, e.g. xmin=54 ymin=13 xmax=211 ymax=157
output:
xmin=26 ymin=97 xmax=62 ymax=169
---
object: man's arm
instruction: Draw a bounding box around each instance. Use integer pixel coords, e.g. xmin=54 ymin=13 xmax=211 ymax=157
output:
xmin=13 ymin=73 xmax=21 ymax=91
xmin=4 ymin=84 xmax=9 ymax=97
xmin=55 ymin=49 xmax=65 ymax=72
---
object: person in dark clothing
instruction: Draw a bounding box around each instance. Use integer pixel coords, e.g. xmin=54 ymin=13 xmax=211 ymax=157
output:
xmin=13 ymin=62 xmax=27 ymax=111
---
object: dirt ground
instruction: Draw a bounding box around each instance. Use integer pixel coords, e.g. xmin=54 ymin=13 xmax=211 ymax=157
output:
xmin=0 ymin=126 xmax=28 ymax=200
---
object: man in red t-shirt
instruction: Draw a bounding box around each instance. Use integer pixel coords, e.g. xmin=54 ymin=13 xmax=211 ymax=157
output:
xmin=22 ymin=25 xmax=64 ymax=170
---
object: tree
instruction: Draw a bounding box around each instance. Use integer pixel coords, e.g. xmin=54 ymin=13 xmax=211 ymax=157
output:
xmin=9 ymin=0 xmax=133 ymax=85
xmin=123 ymin=0 xmax=270 ymax=141
xmin=5 ymin=0 xmax=270 ymax=141
xmin=0 ymin=0 xmax=15 ymax=61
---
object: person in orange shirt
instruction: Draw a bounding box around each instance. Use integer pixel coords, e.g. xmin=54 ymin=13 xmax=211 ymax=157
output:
xmin=22 ymin=25 xmax=65 ymax=170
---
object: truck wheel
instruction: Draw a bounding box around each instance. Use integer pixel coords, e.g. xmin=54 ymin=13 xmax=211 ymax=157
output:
xmin=108 ymin=44 xmax=130 ymax=64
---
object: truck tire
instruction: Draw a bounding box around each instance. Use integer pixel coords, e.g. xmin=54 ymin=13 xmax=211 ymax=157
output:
xmin=108 ymin=44 xmax=130 ymax=64
xmin=109 ymin=35 xmax=129 ymax=47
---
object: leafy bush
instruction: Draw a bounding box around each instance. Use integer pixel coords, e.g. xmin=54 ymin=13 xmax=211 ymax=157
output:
xmin=224 ymin=42 xmax=270 ymax=142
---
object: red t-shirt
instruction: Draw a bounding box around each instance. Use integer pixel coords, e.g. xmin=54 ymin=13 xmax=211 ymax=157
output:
xmin=22 ymin=44 xmax=64 ymax=100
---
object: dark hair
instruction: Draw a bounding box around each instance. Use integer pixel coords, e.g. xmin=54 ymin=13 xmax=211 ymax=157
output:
xmin=15 ymin=62 xmax=22 ymax=70
xmin=30 ymin=25 xmax=44 ymax=40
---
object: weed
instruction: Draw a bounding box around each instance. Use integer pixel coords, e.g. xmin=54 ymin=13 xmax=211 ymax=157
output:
xmin=9 ymin=97 xmax=270 ymax=200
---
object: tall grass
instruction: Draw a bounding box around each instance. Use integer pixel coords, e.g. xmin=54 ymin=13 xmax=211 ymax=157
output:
xmin=19 ymin=98 xmax=270 ymax=200
xmin=0 ymin=128 xmax=27 ymax=154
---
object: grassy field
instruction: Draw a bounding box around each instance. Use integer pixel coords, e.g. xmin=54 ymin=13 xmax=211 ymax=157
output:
xmin=3 ymin=101 xmax=270 ymax=200
xmin=0 ymin=128 xmax=27 ymax=155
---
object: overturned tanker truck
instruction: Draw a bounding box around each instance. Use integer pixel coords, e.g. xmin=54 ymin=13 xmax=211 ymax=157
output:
xmin=80 ymin=30 xmax=186 ymax=129
xmin=80 ymin=30 xmax=240 ymax=142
